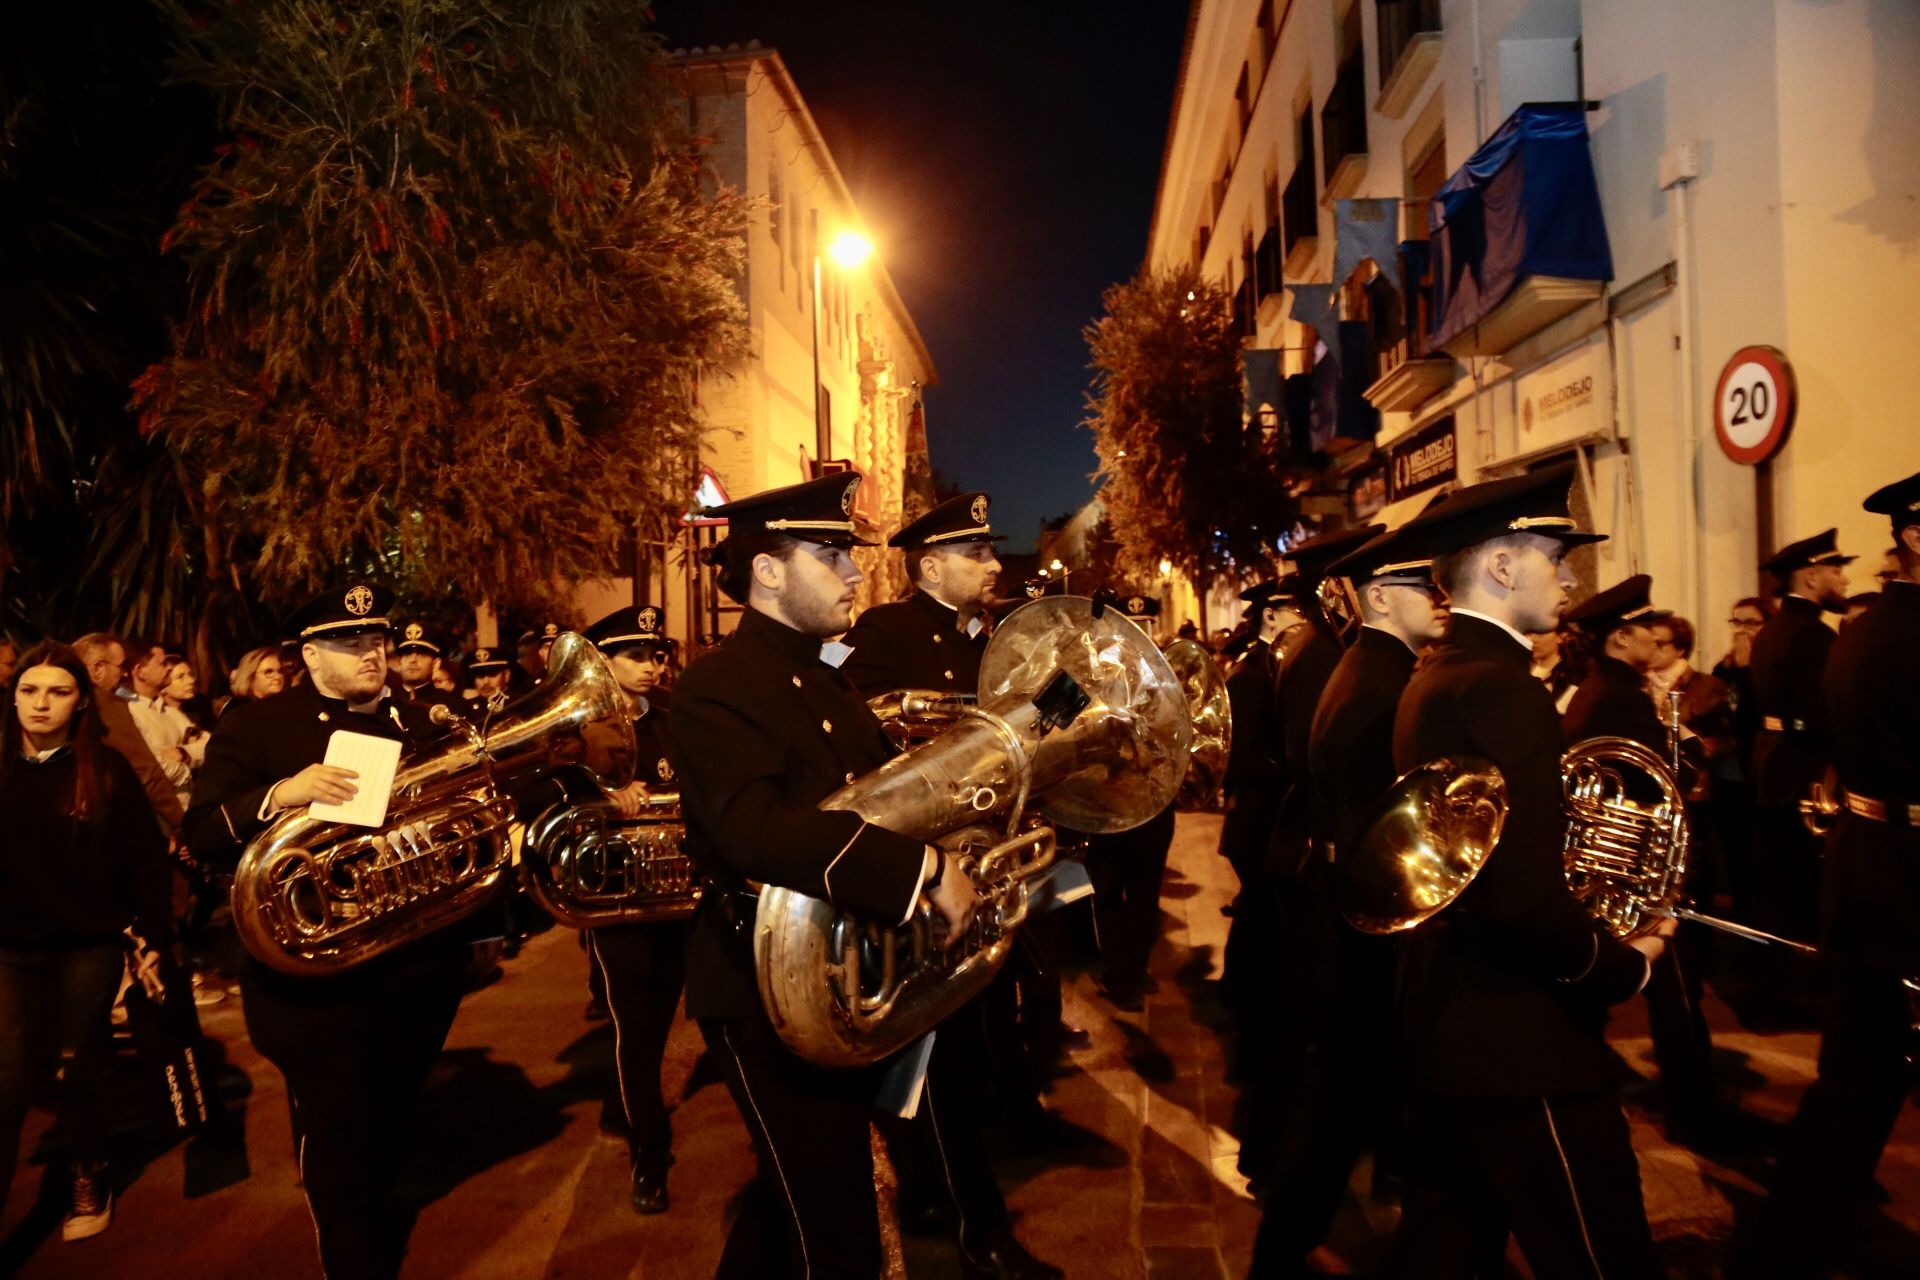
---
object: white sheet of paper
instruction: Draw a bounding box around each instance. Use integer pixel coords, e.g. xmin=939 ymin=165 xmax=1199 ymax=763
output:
xmin=819 ymin=640 xmax=853 ymax=669
xmin=305 ymin=731 xmax=402 ymax=828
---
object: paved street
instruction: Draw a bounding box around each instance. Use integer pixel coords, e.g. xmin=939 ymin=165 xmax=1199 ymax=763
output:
xmin=5 ymin=813 xmax=1919 ymax=1278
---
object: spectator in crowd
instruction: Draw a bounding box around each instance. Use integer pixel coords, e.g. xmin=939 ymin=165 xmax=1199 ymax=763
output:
xmin=1711 ymin=597 xmax=1771 ymax=918
xmin=164 ymin=654 xmax=216 ymax=728
xmin=0 ymin=635 xmax=16 ymax=688
xmin=223 ymin=645 xmax=288 ymax=720
xmin=431 ymin=657 xmax=462 ymax=695
xmin=1 ymin=642 xmax=172 ymax=1242
xmin=125 ymin=638 xmax=196 ymax=811
xmin=69 ymin=634 xmax=184 ymax=835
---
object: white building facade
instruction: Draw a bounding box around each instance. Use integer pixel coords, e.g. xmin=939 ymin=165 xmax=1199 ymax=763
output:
xmin=1148 ymin=0 xmax=1920 ymax=631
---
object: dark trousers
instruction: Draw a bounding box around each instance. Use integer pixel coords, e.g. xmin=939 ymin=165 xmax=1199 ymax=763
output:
xmin=1221 ymin=787 xmax=1282 ymax=1008
xmin=1747 ymin=963 xmax=1916 ymax=1277
xmin=701 ymin=1015 xmax=887 ymax=1279
xmin=890 ymin=999 xmax=1013 ymax=1246
xmin=0 ymin=944 xmax=123 ymax=1199
xmin=1382 ymin=1090 xmax=1661 ymax=1280
xmin=243 ymin=967 xmax=463 ymax=1280
xmin=1008 ymin=919 xmax=1065 ymax=1087
xmin=1248 ymin=864 xmax=1403 ymax=1273
xmin=1087 ymin=804 xmax=1177 ymax=992
xmin=1643 ymin=941 xmax=1716 ymax=1125
xmin=589 ymin=920 xmax=687 ymax=1164
xmin=1752 ymin=808 xmax=1822 ymax=944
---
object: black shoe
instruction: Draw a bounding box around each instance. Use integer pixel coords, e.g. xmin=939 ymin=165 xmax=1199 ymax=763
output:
xmin=629 ymin=1160 xmax=670 ymax=1215
xmin=959 ymin=1231 xmax=1064 ymax=1280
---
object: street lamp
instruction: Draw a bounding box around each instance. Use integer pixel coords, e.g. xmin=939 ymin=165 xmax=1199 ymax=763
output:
xmin=1049 ymin=557 xmax=1068 ymax=592
xmin=813 ymin=230 xmax=875 ymax=466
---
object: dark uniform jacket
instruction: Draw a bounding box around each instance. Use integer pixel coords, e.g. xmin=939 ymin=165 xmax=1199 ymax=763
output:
xmin=839 ymin=590 xmax=989 ymax=697
xmin=673 ymin=608 xmax=929 ymax=1021
xmin=1393 ymin=613 xmax=1649 ymax=1097
xmin=1266 ymin=617 xmax=1343 ymax=878
xmin=1223 ymin=637 xmax=1283 ymax=792
xmin=1750 ymin=595 xmax=1837 ymax=808
xmin=183 ymin=680 xmax=454 ymax=990
xmin=1562 ymin=655 xmax=1666 ymax=755
xmin=394 ymin=676 xmax=467 ymax=717
xmin=1309 ymin=625 xmax=1418 ymax=861
xmin=1819 ymin=579 xmax=1920 ymax=975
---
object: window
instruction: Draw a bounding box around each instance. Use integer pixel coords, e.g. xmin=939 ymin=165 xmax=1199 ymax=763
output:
xmin=1282 ymin=100 xmax=1317 ymax=259
xmin=1322 ymin=5 xmax=1369 ymax=186
xmin=1376 ymin=0 xmax=1443 ymax=87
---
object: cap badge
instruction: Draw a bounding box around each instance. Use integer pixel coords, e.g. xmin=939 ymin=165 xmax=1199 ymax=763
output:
xmin=404 ymin=622 xmax=424 ymax=641
xmin=656 ymin=758 xmax=675 ymax=783
xmin=1128 ymin=596 xmax=1146 ymax=615
xmin=970 ymin=495 xmax=989 ymax=524
xmin=542 ymin=623 xmax=559 ymax=639
xmin=344 ymin=585 xmax=375 ymax=617
xmin=1026 ymin=582 xmax=1045 ymax=598
xmin=841 ymin=479 xmax=858 ymax=514
xmin=474 ymin=647 xmax=492 ymax=662
xmin=637 ymin=606 xmax=660 ymax=633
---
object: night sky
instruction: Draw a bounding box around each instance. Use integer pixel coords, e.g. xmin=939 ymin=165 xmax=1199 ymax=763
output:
xmin=650 ymin=1 xmax=1189 ymax=551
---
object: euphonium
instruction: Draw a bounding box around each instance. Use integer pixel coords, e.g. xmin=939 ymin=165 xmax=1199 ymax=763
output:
xmin=1161 ymin=639 xmax=1232 ymax=807
xmin=755 ymin=596 xmax=1193 ymax=1067
xmin=231 ymin=634 xmax=636 ymax=975
xmin=522 ymin=790 xmax=699 ymax=928
xmin=869 ymin=689 xmax=977 ymax=750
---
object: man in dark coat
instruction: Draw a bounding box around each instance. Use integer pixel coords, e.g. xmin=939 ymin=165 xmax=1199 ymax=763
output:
xmin=1750 ymin=528 xmax=1853 ymax=947
xmin=1562 ymin=574 xmax=1722 ymax=1144
xmin=1250 ymin=522 xmax=1446 ymax=1273
xmin=1377 ymin=462 xmax=1674 ymax=1279
xmin=1741 ymin=472 xmax=1920 ymax=1278
xmin=673 ymin=475 xmax=1052 ymax=1280
xmin=840 ymin=490 xmax=1000 ymax=697
xmin=184 ymin=583 xmax=461 ymax=1280
xmin=388 ymin=620 xmax=465 ymax=714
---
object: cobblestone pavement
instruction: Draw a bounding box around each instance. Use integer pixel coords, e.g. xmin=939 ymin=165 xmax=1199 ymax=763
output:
xmin=5 ymin=814 xmax=1917 ymax=1278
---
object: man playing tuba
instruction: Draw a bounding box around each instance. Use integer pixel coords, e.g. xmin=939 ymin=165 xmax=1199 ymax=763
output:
xmin=671 ymin=475 xmax=980 ymax=1278
xmin=183 ymin=583 xmax=464 ymax=1280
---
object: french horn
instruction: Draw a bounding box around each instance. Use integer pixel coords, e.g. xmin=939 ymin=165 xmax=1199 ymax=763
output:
xmin=755 ymin=596 xmax=1192 ymax=1067
xmin=231 ymin=634 xmax=636 ymax=975
xmin=1160 ymin=638 xmax=1233 ymax=807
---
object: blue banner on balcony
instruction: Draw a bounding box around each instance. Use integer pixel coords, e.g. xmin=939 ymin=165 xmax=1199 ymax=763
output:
xmin=1334 ymin=198 xmax=1402 ymax=294
xmin=1242 ymin=348 xmax=1285 ymax=437
xmin=1286 ymin=284 xmax=1342 ymax=355
xmin=1426 ymin=103 xmax=1613 ymax=349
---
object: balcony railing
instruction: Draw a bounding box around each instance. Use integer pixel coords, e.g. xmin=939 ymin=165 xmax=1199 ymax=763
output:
xmin=1376 ymin=0 xmax=1443 ymax=88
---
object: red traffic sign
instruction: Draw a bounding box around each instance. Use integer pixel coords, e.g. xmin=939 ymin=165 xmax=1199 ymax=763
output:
xmin=1713 ymin=345 xmax=1796 ymax=465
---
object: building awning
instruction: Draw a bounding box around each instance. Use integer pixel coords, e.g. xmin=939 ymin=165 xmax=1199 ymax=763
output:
xmin=1427 ymin=104 xmax=1613 ymax=354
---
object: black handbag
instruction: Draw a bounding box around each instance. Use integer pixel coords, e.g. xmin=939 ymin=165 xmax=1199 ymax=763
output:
xmin=121 ymin=930 xmax=213 ymax=1135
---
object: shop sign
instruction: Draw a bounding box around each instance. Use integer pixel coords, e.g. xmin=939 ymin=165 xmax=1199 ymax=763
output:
xmin=1389 ymin=416 xmax=1457 ymax=501
xmin=1517 ymin=337 xmax=1608 ymax=448
xmin=1713 ymin=345 xmax=1796 ymax=465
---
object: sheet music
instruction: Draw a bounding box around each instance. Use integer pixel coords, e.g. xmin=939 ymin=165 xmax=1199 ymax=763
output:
xmin=305 ymin=731 xmax=402 ymax=828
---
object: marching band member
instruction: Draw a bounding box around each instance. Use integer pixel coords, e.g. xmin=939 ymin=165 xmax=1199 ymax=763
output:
xmin=1249 ymin=522 xmax=1444 ymax=1273
xmin=671 ymin=475 xmax=983 ymax=1279
xmin=1750 ymin=529 xmax=1853 ymax=951
xmin=1744 ymin=471 xmax=1920 ymax=1278
xmin=183 ymin=584 xmax=461 ymax=1280
xmin=464 ymin=646 xmax=513 ymax=708
xmin=389 ymin=620 xmax=464 ymax=714
xmin=835 ymin=492 xmax=1063 ymax=1276
xmin=578 ymin=604 xmax=687 ymax=1214
xmin=1561 ymin=575 xmax=1721 ymax=1144
xmin=1381 ymin=463 xmax=1673 ymax=1278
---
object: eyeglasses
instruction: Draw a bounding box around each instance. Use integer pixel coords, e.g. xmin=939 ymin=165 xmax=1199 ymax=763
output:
xmin=1727 ymin=617 xmax=1763 ymax=629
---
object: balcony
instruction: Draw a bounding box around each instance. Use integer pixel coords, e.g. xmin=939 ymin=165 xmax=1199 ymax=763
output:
xmin=1254 ymin=226 xmax=1288 ymax=325
xmin=1374 ymin=0 xmax=1443 ymax=119
xmin=1321 ymin=56 xmax=1370 ymax=202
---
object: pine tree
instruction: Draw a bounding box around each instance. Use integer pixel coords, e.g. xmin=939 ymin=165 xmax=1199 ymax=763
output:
xmin=1083 ymin=266 xmax=1290 ymax=582
xmin=134 ymin=0 xmax=750 ymax=609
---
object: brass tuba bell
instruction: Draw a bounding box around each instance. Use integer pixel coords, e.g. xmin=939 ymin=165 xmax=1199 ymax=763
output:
xmin=521 ymin=790 xmax=700 ymax=929
xmin=231 ymin=633 xmax=636 ymax=975
xmin=754 ymin=596 xmax=1193 ymax=1067
xmin=1161 ymin=638 xmax=1233 ymax=807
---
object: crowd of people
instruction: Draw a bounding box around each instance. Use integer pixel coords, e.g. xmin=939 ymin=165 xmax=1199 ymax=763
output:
xmin=1 ymin=464 xmax=1915 ymax=1279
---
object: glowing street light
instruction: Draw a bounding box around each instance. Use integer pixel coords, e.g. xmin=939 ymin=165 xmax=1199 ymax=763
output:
xmin=1158 ymin=558 xmax=1173 ymax=578
xmin=812 ymin=229 xmax=877 ymax=466
xmin=827 ymin=230 xmax=874 ymax=270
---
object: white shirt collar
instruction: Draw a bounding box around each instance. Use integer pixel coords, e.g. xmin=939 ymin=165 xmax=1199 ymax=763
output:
xmin=1447 ymin=606 xmax=1535 ymax=654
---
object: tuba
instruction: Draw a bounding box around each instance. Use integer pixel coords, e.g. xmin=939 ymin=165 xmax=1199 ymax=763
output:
xmin=231 ymin=634 xmax=637 ymax=975
xmin=755 ymin=596 xmax=1193 ymax=1067
xmin=869 ymin=689 xmax=979 ymax=751
xmin=521 ymin=790 xmax=700 ymax=928
xmin=1161 ymin=638 xmax=1233 ymax=807
xmin=1340 ymin=735 xmax=1816 ymax=952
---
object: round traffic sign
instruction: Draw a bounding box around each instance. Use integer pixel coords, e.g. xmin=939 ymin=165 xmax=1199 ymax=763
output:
xmin=1713 ymin=345 xmax=1796 ymax=465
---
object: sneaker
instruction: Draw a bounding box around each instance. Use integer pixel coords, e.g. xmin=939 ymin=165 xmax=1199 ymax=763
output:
xmin=191 ymin=973 xmax=227 ymax=1006
xmin=63 ymin=1165 xmax=112 ymax=1242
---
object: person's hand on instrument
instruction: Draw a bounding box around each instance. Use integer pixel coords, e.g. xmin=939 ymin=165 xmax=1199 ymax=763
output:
xmin=271 ymin=763 xmax=359 ymax=809
xmin=926 ymin=852 xmax=978 ymax=950
xmin=610 ymin=781 xmax=652 ymax=820
xmin=1626 ymin=914 xmax=1679 ymax=962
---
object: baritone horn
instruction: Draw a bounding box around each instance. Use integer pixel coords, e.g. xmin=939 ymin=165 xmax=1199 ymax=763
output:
xmin=1161 ymin=638 xmax=1232 ymax=806
xmin=521 ymin=789 xmax=700 ymax=928
xmin=755 ymin=596 xmax=1193 ymax=1067
xmin=231 ymin=634 xmax=636 ymax=975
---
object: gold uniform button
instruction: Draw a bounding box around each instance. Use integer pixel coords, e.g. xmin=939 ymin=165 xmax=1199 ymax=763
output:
xmin=845 ymin=771 xmax=857 ymax=784
xmin=791 ymin=675 xmax=803 ymax=688
xmin=318 ymin=711 xmax=330 ymax=722
xmin=943 ymin=670 xmax=954 ymax=680
xmin=821 ymin=719 xmax=833 ymax=733
xmin=933 ymin=634 xmax=943 ymax=644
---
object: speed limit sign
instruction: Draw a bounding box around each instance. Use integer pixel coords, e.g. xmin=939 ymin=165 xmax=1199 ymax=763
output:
xmin=1713 ymin=345 xmax=1796 ymax=465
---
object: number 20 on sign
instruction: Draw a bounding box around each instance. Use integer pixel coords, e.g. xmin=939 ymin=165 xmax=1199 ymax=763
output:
xmin=1714 ymin=345 xmax=1797 ymax=465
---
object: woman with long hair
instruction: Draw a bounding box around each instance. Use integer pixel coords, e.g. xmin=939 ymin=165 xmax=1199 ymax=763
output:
xmin=0 ymin=642 xmax=171 ymax=1243
xmin=217 ymin=645 xmax=287 ymax=719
